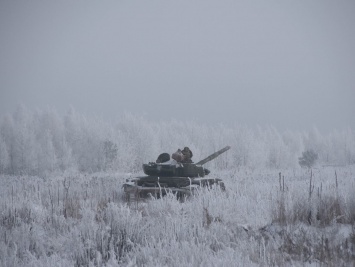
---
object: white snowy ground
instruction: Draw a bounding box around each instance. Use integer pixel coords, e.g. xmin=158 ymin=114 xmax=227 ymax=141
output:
xmin=0 ymin=166 xmax=354 ymax=266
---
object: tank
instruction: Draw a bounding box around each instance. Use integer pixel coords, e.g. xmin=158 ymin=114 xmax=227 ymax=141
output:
xmin=123 ymin=146 xmax=231 ymax=200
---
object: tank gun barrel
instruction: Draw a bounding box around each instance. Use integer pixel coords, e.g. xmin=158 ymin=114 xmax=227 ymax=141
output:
xmin=196 ymin=146 xmax=231 ymax=166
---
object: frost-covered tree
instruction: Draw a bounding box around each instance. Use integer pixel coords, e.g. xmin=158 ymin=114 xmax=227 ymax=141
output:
xmin=302 ymin=127 xmax=324 ymax=162
xmin=0 ymin=114 xmax=14 ymax=174
xmin=0 ymin=106 xmax=354 ymax=175
xmin=282 ymin=130 xmax=303 ymax=169
xmin=103 ymin=140 xmax=118 ymax=170
xmin=263 ymin=126 xmax=289 ymax=169
xmin=232 ymin=127 xmax=251 ymax=167
xmin=36 ymin=129 xmax=58 ymax=174
xmin=11 ymin=106 xmax=37 ymax=175
xmin=298 ymin=149 xmax=318 ymax=168
xmin=0 ymin=135 xmax=10 ymax=173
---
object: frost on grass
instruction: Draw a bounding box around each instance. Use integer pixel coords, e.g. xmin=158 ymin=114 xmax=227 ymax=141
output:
xmin=1 ymin=166 xmax=355 ymax=266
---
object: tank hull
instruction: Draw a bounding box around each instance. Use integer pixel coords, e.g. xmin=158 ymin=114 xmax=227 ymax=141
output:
xmin=123 ymin=175 xmax=225 ymax=201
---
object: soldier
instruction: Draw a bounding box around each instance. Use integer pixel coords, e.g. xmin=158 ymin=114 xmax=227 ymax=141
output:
xmin=171 ymin=147 xmax=193 ymax=163
xmin=181 ymin=147 xmax=193 ymax=163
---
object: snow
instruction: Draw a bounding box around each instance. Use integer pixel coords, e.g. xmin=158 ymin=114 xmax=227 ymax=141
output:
xmin=0 ymin=109 xmax=354 ymax=265
xmin=0 ymin=166 xmax=354 ymax=266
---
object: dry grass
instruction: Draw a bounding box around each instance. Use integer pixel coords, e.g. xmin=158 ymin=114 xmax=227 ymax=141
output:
xmin=271 ymin=170 xmax=355 ymax=265
xmin=1 ymin=167 xmax=355 ymax=266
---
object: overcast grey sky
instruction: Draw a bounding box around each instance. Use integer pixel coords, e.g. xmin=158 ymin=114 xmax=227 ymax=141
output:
xmin=0 ymin=0 xmax=354 ymax=132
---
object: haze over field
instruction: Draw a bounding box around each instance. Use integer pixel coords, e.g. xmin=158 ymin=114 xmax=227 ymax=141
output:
xmin=1 ymin=0 xmax=355 ymax=132
xmin=1 ymin=2 xmax=355 ymax=265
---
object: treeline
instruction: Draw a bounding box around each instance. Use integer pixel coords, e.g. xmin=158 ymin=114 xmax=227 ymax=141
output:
xmin=0 ymin=106 xmax=354 ymax=175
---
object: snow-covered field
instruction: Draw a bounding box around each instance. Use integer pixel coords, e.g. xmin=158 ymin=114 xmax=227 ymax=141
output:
xmin=1 ymin=166 xmax=354 ymax=266
xmin=0 ymin=109 xmax=354 ymax=266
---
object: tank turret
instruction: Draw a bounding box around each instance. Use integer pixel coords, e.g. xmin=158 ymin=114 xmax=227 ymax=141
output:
xmin=142 ymin=146 xmax=231 ymax=178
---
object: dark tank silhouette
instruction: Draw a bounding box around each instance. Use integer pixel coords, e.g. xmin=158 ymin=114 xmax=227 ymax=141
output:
xmin=123 ymin=146 xmax=230 ymax=200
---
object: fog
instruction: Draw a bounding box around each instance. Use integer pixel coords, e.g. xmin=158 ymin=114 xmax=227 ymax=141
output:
xmin=1 ymin=0 xmax=354 ymax=132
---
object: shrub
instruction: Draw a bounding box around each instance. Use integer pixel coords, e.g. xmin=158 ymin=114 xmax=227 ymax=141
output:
xmin=299 ymin=150 xmax=318 ymax=168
